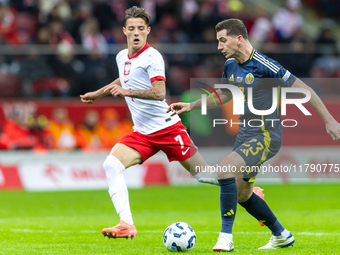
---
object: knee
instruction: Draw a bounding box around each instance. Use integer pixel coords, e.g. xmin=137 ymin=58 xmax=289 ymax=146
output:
xmin=217 ymin=171 xmax=224 ymax=179
xmin=103 ymin=155 xmax=125 ymax=174
xmin=238 ymin=190 xmax=253 ymax=203
xmin=103 ymin=156 xmax=113 ymax=172
xmin=217 ymin=170 xmax=238 ymax=179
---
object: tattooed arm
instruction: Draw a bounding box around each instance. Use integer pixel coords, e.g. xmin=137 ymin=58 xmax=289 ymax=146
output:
xmin=104 ymin=79 xmax=166 ymax=101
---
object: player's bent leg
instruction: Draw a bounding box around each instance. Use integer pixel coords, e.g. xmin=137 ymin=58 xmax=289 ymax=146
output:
xmin=180 ymin=151 xmax=218 ymax=185
xmin=237 ymin=178 xmax=278 ymax=228
xmin=236 ymin=179 xmax=294 ymax=249
xmin=236 ymin=179 xmax=265 ymax=226
xmin=236 ymin=178 xmax=270 ymax=225
xmin=102 ymin=143 xmax=142 ymax=239
xmin=252 ymin=187 xmax=265 ymax=226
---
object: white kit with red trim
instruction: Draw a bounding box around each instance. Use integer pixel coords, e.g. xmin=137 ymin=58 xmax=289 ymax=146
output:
xmin=116 ymin=42 xmax=180 ymax=134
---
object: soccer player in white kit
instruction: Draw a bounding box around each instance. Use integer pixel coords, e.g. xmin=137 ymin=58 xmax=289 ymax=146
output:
xmin=80 ymin=6 xmax=211 ymax=239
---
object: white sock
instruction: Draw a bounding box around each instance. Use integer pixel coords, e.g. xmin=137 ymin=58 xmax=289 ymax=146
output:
xmin=193 ymin=171 xmax=206 ymax=179
xmin=220 ymin=232 xmax=233 ymax=241
xmin=193 ymin=167 xmax=218 ymax=185
xmin=280 ymin=229 xmax=290 ymax=238
xmin=193 ymin=166 xmax=218 ymax=179
xmin=103 ymin=155 xmax=133 ymax=225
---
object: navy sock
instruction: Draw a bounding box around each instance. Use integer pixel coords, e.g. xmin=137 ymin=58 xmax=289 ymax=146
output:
xmin=266 ymin=220 xmax=285 ymax=236
xmin=239 ymin=192 xmax=284 ymax=236
xmin=218 ymin=178 xmax=238 ymax=234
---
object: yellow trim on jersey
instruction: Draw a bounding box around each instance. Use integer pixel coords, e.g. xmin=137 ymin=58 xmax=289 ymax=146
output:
xmin=249 ymin=49 xmax=256 ymax=60
xmin=256 ymin=115 xmax=271 ymax=166
xmin=248 ymin=176 xmax=256 ymax=183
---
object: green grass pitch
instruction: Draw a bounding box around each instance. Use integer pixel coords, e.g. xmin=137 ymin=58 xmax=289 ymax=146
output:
xmin=0 ymin=183 xmax=339 ymax=254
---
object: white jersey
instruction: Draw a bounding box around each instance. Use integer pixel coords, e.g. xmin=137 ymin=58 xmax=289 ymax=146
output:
xmin=116 ymin=43 xmax=181 ymax=135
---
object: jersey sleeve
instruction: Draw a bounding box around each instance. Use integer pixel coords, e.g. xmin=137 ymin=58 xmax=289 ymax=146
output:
xmin=146 ymin=50 xmax=166 ymax=83
xmin=259 ymin=57 xmax=297 ymax=87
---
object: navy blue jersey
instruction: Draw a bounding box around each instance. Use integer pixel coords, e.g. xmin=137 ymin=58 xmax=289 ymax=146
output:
xmin=221 ymin=49 xmax=297 ymax=142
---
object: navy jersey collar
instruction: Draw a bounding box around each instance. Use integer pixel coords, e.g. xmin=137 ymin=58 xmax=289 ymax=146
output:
xmin=239 ymin=48 xmax=256 ymax=67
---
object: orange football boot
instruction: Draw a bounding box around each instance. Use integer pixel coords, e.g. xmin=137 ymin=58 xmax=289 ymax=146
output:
xmin=102 ymin=220 xmax=137 ymax=239
xmin=253 ymin=187 xmax=265 ymax=226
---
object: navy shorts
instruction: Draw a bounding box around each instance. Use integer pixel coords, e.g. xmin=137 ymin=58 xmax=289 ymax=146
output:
xmin=233 ymin=134 xmax=281 ymax=182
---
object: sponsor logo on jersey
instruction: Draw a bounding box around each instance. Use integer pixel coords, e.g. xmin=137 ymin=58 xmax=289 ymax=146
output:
xmin=282 ymin=70 xmax=291 ymax=81
xmin=229 ymin=74 xmax=234 ymax=82
xmin=124 ymin=62 xmax=131 ymax=75
xmin=245 ymin=73 xmax=254 ymax=84
xmin=182 ymin=147 xmax=190 ymax=155
xmin=237 ymin=77 xmax=243 ymax=83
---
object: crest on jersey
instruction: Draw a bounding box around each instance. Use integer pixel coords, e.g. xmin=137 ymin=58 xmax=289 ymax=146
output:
xmin=245 ymin=73 xmax=254 ymax=84
xmin=124 ymin=62 xmax=131 ymax=75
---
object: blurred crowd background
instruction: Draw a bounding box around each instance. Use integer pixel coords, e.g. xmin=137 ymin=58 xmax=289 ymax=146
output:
xmin=1 ymin=0 xmax=340 ymax=151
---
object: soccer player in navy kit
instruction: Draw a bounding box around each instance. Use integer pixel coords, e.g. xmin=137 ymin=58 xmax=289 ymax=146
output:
xmin=168 ymin=19 xmax=340 ymax=252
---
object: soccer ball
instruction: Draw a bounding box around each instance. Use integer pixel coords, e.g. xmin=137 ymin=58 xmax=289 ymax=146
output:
xmin=163 ymin=222 xmax=196 ymax=252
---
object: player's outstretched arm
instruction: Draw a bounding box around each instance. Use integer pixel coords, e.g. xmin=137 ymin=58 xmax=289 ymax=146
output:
xmin=104 ymin=79 xmax=165 ymax=100
xmin=80 ymin=78 xmax=121 ymax=104
xmin=166 ymin=102 xmax=191 ymax=116
xmin=167 ymin=89 xmax=231 ymax=116
xmin=292 ymin=78 xmax=340 ymax=141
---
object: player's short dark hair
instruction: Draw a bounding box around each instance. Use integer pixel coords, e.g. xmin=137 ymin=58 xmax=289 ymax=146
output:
xmin=215 ymin=19 xmax=248 ymax=40
xmin=123 ymin=6 xmax=151 ymax=27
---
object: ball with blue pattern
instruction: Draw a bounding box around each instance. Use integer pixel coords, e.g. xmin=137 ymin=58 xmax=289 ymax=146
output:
xmin=163 ymin=222 xmax=196 ymax=252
